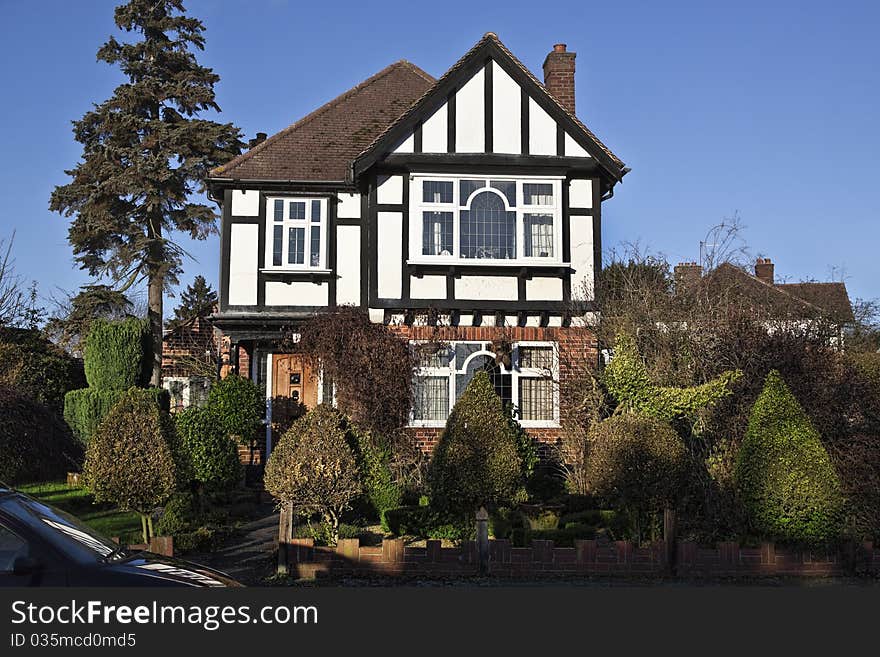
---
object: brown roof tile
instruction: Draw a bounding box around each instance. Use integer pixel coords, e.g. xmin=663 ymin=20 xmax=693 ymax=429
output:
xmin=210 ymin=61 xmax=435 ymax=182
xmin=776 ymin=282 xmax=854 ymax=322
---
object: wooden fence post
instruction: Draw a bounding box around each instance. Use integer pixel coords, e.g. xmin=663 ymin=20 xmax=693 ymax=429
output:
xmin=663 ymin=507 xmax=677 ymax=574
xmin=277 ymin=503 xmax=293 ymax=575
xmin=476 ymin=506 xmax=489 ymax=575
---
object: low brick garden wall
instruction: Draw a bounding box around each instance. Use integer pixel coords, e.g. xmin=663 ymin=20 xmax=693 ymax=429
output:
xmin=281 ymin=537 xmax=880 ymax=580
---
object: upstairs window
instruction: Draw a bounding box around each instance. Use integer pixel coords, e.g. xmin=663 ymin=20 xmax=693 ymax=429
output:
xmin=266 ymin=197 xmax=327 ymax=270
xmin=411 ymin=176 xmax=561 ymax=263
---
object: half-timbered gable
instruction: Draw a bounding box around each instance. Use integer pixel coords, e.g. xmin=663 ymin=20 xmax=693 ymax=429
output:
xmin=206 ymin=33 xmax=627 ymax=454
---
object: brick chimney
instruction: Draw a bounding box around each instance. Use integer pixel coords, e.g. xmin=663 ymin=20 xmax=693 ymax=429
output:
xmin=674 ymin=262 xmax=702 ymax=293
xmin=543 ymin=43 xmax=576 ymax=114
xmin=754 ymin=258 xmax=774 ymax=285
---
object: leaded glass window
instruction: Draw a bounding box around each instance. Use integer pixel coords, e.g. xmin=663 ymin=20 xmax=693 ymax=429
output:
xmin=460 ymin=191 xmax=516 ymax=259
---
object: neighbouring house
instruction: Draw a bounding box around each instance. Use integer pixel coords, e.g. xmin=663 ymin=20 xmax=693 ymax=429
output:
xmin=161 ymin=314 xmax=222 ymax=411
xmin=674 ymin=257 xmax=854 ymax=326
xmin=206 ymin=33 xmax=628 ymax=454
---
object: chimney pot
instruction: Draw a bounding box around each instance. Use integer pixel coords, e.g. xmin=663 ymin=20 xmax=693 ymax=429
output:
xmin=754 ymin=258 xmax=774 ymax=285
xmin=543 ymin=43 xmax=577 ymax=114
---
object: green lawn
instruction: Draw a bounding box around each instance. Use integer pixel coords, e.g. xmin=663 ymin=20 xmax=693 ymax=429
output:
xmin=17 ymin=481 xmax=143 ymax=544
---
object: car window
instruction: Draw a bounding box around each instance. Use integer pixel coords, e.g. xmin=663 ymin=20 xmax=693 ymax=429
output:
xmin=0 ymin=495 xmax=119 ymax=561
xmin=0 ymin=524 xmax=28 ymax=572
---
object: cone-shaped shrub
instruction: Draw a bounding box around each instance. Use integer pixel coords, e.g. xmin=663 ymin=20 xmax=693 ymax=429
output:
xmin=429 ymin=371 xmax=524 ymax=513
xmin=264 ymin=405 xmax=361 ymax=541
xmin=735 ymin=370 xmax=844 ymax=543
xmin=83 ymin=389 xmax=185 ymax=541
xmin=175 ymin=406 xmax=242 ymax=490
xmin=82 ymin=318 xmax=151 ymax=390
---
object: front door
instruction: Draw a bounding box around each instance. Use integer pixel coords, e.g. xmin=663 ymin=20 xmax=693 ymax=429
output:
xmin=271 ymin=354 xmax=318 ymax=430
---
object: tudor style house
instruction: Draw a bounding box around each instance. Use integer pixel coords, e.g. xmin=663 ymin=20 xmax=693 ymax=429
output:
xmin=206 ymin=33 xmax=628 ymax=453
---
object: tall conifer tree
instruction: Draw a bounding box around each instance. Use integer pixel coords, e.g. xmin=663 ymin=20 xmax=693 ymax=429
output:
xmin=50 ymin=0 xmax=242 ymax=385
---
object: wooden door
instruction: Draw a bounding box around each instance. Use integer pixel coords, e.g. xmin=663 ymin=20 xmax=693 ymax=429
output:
xmin=271 ymin=354 xmax=318 ymax=428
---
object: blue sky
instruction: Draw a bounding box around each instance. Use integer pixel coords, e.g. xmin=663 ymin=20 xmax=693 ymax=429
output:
xmin=0 ymin=0 xmax=877 ymax=312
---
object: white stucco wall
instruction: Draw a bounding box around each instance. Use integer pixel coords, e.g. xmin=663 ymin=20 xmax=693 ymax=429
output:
xmin=528 ymin=97 xmax=556 ymax=155
xmin=336 ymin=192 xmax=361 ymax=219
xmin=336 ymin=224 xmax=361 ymax=305
xmin=228 ymin=224 xmax=258 ymax=305
xmin=264 ymin=281 xmax=329 ymax=306
xmin=422 ymin=102 xmax=448 ymax=153
xmin=456 ymin=275 xmax=518 ymax=300
xmin=377 ymin=211 xmax=402 ymax=298
xmin=231 ymin=189 xmax=260 ymax=216
xmin=492 ymin=61 xmax=521 ymax=154
xmin=410 ymin=274 xmax=446 ymax=299
xmin=569 ymin=217 xmax=595 ymax=300
xmin=568 ymin=179 xmax=593 ymax=209
xmin=525 ymin=277 xmax=563 ymax=301
xmin=564 ymin=132 xmax=590 ymax=158
xmin=377 ymin=175 xmax=404 ymax=205
xmin=455 ymin=67 xmax=485 ymax=153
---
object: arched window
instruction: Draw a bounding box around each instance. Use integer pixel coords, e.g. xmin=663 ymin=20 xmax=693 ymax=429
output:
xmin=459 ymin=190 xmax=516 ymax=259
xmin=455 ymin=353 xmax=512 ymax=407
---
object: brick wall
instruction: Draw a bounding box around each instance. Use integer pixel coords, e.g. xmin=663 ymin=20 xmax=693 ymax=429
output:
xmin=389 ymin=324 xmax=598 ymax=452
xmin=282 ymin=537 xmax=880 ymax=580
xmin=162 ymin=316 xmax=219 ymax=379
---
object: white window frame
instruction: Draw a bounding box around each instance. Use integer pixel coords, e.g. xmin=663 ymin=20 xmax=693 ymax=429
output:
xmin=263 ymin=196 xmax=328 ymax=271
xmin=408 ymin=175 xmax=565 ymax=266
xmin=409 ymin=339 xmax=559 ymax=429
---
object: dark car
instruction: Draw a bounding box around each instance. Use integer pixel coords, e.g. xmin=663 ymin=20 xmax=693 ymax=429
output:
xmin=0 ymin=487 xmax=241 ymax=587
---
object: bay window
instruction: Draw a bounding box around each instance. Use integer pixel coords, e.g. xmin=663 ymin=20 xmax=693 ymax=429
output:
xmin=265 ymin=196 xmax=327 ymax=270
xmin=410 ymin=176 xmax=563 ymax=264
xmin=410 ymin=340 xmax=558 ymax=427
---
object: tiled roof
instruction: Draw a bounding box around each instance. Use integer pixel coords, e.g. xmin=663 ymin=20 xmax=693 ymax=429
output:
xmin=777 ymin=282 xmax=854 ymax=322
xmin=210 ymin=61 xmax=435 ymax=182
xmin=701 ymin=264 xmax=854 ymax=322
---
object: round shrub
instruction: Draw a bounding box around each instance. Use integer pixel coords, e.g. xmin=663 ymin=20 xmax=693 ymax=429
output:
xmin=63 ymin=386 xmax=169 ymax=445
xmin=587 ymin=414 xmax=688 ymax=535
xmin=429 ymin=371 xmax=525 ymax=514
xmin=264 ymin=405 xmax=361 ymax=542
xmin=735 ymin=370 xmax=845 ymax=544
xmin=83 ymin=389 xmax=185 ymax=519
xmin=0 ymin=386 xmax=83 ymax=484
xmin=207 ymin=374 xmax=264 ymax=444
xmin=83 ymin=318 xmax=151 ymax=390
xmin=175 ymin=406 xmax=242 ymax=489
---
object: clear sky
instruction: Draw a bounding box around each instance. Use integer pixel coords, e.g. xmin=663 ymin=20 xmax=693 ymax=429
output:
xmin=0 ymin=0 xmax=877 ymax=313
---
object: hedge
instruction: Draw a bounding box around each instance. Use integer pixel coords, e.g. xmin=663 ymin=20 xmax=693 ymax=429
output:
xmin=174 ymin=406 xmax=242 ymax=489
xmin=0 ymin=386 xmax=83 ymax=484
xmin=63 ymin=386 xmax=169 ymax=445
xmin=83 ymin=318 xmax=151 ymax=390
xmin=735 ymin=370 xmax=845 ymax=544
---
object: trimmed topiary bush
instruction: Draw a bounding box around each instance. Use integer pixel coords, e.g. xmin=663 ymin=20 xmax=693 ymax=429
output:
xmin=349 ymin=430 xmax=402 ymax=520
xmin=82 ymin=318 xmax=151 ymax=390
xmin=587 ymin=414 xmax=688 ymax=543
xmin=83 ymin=388 xmax=186 ymax=543
xmin=735 ymin=370 xmax=845 ymax=544
xmin=0 ymin=386 xmax=83 ymax=484
xmin=63 ymin=387 xmax=169 ymax=445
xmin=206 ymin=374 xmax=264 ymax=444
xmin=264 ymin=405 xmax=361 ymax=543
xmin=429 ymin=371 xmax=526 ymax=514
xmin=175 ymin=406 xmax=242 ymax=490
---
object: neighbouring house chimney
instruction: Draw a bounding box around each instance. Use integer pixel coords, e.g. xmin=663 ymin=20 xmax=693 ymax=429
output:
xmin=674 ymin=261 xmax=702 ymax=293
xmin=543 ymin=43 xmax=576 ymax=114
xmin=247 ymin=132 xmax=268 ymax=149
xmin=755 ymin=258 xmax=774 ymax=285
